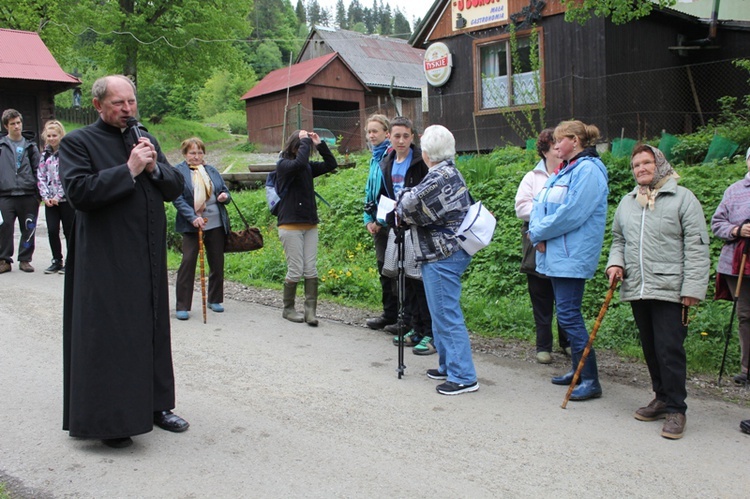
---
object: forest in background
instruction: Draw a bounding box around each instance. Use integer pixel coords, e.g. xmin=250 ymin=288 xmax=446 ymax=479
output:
xmin=1 ymin=0 xmax=416 ymax=125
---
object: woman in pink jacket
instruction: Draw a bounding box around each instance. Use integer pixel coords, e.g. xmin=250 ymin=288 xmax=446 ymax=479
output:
xmin=515 ymin=128 xmax=570 ymax=364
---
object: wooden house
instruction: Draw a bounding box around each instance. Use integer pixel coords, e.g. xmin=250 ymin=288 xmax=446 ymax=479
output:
xmin=410 ymin=0 xmax=750 ymax=152
xmin=242 ymin=27 xmax=426 ymax=152
xmin=241 ymin=53 xmax=368 ymax=152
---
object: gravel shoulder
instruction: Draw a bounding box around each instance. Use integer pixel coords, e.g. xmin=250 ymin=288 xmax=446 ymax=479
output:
xmin=221 ymin=278 xmax=750 ymax=408
xmin=175 ymin=140 xmax=750 ymax=408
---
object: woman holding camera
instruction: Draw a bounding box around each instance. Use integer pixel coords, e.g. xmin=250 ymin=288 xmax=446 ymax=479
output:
xmin=275 ymin=129 xmax=337 ymax=326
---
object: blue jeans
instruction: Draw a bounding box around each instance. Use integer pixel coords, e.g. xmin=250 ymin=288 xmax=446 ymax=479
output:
xmin=549 ymin=277 xmax=589 ymax=354
xmin=421 ymin=249 xmax=476 ymax=385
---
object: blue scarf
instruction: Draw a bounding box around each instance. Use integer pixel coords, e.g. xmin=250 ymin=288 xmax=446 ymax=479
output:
xmin=371 ymin=139 xmax=391 ymax=165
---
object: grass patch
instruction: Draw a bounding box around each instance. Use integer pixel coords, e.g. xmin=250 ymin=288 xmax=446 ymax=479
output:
xmin=161 ymin=145 xmax=750 ymax=376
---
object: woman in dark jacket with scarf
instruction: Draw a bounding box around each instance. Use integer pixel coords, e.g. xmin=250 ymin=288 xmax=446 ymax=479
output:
xmin=276 ymin=130 xmax=337 ymax=326
xmin=378 ymin=116 xmax=434 ymax=355
xmin=173 ymin=137 xmax=231 ymax=320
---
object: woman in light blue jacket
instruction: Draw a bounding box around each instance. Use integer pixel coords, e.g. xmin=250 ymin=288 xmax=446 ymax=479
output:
xmin=528 ymin=120 xmax=609 ymax=401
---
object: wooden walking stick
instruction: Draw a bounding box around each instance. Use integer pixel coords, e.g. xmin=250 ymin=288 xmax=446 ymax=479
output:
xmin=562 ymin=280 xmax=618 ymax=409
xmin=198 ymin=223 xmax=207 ymax=324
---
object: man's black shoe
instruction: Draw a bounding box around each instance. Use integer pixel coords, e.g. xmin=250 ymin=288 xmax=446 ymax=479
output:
xmin=102 ymin=437 xmax=133 ymax=448
xmin=741 ymin=419 xmax=750 ymax=435
xmin=44 ymin=259 xmax=63 ymax=274
xmin=366 ymin=315 xmax=396 ymax=330
xmin=153 ymin=410 xmax=190 ymax=432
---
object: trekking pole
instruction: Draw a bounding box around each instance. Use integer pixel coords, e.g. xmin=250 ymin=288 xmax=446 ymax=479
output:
xmin=198 ymin=223 xmax=207 ymax=324
xmin=562 ymin=280 xmax=618 ymax=409
xmin=395 ymin=223 xmax=407 ymax=379
xmin=718 ymin=230 xmax=750 ymax=385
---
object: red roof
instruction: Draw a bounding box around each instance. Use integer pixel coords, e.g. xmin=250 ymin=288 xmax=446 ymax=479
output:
xmin=0 ymin=28 xmax=80 ymax=84
xmin=241 ymin=52 xmax=344 ymax=100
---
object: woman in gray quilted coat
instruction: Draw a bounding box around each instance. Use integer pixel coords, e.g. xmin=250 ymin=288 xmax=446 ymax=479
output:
xmin=605 ymin=143 xmax=709 ymax=440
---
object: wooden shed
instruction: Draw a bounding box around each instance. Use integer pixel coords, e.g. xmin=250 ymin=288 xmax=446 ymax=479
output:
xmin=410 ymin=0 xmax=750 ymax=152
xmin=297 ymin=27 xmax=426 ymax=117
xmin=0 ymin=28 xmax=81 ymax=144
xmin=241 ymin=53 xmax=368 ymax=152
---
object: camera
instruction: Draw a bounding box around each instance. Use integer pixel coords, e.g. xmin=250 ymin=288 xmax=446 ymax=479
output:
xmin=364 ymin=200 xmax=377 ymax=217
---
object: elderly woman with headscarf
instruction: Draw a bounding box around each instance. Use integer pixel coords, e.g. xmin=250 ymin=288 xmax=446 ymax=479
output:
xmin=606 ymin=144 xmax=709 ymax=440
xmin=711 ymin=147 xmax=750 ymax=386
xmin=396 ymin=125 xmax=477 ymax=395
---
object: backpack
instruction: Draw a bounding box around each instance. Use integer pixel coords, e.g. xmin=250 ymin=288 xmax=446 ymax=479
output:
xmin=265 ymin=170 xmax=286 ymax=216
xmin=265 ymin=167 xmax=331 ymax=217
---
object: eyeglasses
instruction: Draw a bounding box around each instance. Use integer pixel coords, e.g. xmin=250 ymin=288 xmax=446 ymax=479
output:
xmin=187 ymin=151 xmax=205 ymax=156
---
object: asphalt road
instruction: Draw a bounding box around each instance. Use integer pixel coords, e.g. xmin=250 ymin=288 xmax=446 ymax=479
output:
xmin=1 ymin=215 xmax=750 ymax=498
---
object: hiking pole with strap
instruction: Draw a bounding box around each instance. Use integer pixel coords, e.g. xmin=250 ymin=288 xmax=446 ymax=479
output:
xmin=394 ymin=222 xmax=407 ymax=379
xmin=562 ymin=280 xmax=618 ymax=409
xmin=718 ymin=223 xmax=750 ymax=385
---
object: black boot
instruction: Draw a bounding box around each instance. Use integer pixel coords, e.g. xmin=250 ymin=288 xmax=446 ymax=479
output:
xmin=304 ymin=278 xmax=318 ymax=327
xmin=569 ymin=349 xmax=602 ymax=401
xmin=282 ymin=281 xmax=304 ymax=323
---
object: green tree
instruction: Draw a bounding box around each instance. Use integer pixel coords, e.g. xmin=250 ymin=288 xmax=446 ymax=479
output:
xmin=335 ymin=0 xmax=347 ymax=29
xmin=348 ymin=0 xmax=364 ymax=27
xmin=50 ymin=0 xmax=252 ymax=89
xmin=562 ymin=0 xmax=677 ymax=24
xmin=295 ymin=0 xmax=307 ymax=24
xmin=319 ymin=6 xmax=332 ymax=27
xmin=307 ymin=0 xmax=321 ymax=26
xmin=195 ymin=68 xmax=258 ymax=118
xmin=393 ymin=8 xmax=411 ymax=39
xmin=379 ymin=4 xmax=392 ymax=35
xmin=249 ymin=0 xmax=302 ymax=70
xmin=253 ymin=40 xmax=285 ymax=76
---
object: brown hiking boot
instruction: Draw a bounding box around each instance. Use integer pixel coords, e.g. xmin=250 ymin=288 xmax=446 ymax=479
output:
xmin=0 ymin=260 xmax=10 ymax=274
xmin=661 ymin=413 xmax=686 ymax=440
xmin=19 ymin=261 xmax=34 ymax=273
xmin=634 ymin=398 xmax=668 ymax=421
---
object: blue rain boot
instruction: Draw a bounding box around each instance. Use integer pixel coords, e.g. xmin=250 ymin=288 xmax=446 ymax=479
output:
xmin=552 ymin=352 xmax=580 ymax=386
xmin=569 ymin=349 xmax=602 ymax=401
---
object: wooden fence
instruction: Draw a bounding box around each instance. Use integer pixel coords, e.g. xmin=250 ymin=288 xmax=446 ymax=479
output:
xmin=55 ymin=107 xmax=98 ymax=125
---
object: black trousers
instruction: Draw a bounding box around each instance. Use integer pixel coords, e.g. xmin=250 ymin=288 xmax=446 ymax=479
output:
xmin=631 ymin=299 xmax=688 ymax=414
xmin=527 ymin=273 xmax=570 ymax=352
xmin=374 ymin=228 xmax=398 ymax=321
xmin=176 ymin=228 xmax=225 ymax=311
xmin=405 ymin=277 xmax=432 ymax=336
xmin=0 ymin=194 xmax=39 ymax=263
xmin=45 ymin=201 xmax=75 ymax=262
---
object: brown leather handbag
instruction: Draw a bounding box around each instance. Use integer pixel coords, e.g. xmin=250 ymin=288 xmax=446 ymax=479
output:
xmin=224 ymin=198 xmax=263 ymax=253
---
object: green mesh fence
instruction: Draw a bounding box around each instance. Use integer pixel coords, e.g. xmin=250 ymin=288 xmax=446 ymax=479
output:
xmin=703 ymin=135 xmax=740 ymax=164
xmin=611 ymin=138 xmax=638 ymax=158
xmin=658 ymin=133 xmax=680 ymax=162
xmin=526 ymin=138 xmax=536 ymax=151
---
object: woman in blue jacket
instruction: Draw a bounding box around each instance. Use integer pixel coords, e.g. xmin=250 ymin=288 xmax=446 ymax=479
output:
xmin=528 ymin=120 xmax=609 ymax=401
xmin=173 ymin=137 xmax=231 ymax=320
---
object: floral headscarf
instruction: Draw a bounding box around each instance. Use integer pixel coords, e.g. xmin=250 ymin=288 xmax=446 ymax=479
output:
xmin=635 ymin=144 xmax=679 ymax=211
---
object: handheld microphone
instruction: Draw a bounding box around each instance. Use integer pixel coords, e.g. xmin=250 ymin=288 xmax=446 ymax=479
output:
xmin=126 ymin=117 xmax=142 ymax=141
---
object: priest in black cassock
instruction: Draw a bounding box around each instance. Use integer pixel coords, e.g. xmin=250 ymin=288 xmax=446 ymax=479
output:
xmin=59 ymin=75 xmax=188 ymax=449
